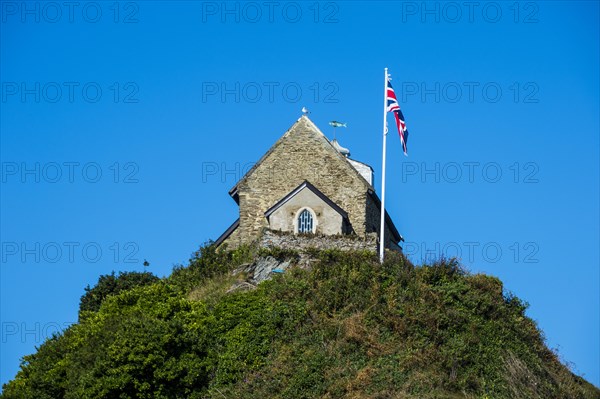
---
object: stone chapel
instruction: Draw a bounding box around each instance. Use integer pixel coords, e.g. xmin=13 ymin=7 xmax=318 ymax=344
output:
xmin=215 ymin=115 xmax=402 ymax=252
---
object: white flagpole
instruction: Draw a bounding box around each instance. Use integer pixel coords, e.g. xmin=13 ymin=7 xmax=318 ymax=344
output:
xmin=379 ymin=67 xmax=388 ymax=263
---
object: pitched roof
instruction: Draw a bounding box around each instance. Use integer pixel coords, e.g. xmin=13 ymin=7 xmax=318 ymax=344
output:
xmin=228 ymin=115 xmax=373 ymax=202
xmin=264 ymin=180 xmax=349 ymax=220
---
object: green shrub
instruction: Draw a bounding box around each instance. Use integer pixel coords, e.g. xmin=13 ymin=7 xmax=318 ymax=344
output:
xmin=79 ymin=271 xmax=159 ymax=317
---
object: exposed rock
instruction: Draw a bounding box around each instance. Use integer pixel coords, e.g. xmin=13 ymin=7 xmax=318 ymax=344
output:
xmin=229 ymin=231 xmax=378 ymax=292
xmin=250 ymin=256 xmax=292 ymax=284
xmin=231 ymin=263 xmax=252 ymax=276
xmin=259 ymin=229 xmax=378 ymax=252
xmin=232 ymin=255 xmax=293 ymax=286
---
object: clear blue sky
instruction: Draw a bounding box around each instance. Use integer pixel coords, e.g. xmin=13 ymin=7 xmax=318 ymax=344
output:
xmin=1 ymin=0 xmax=598 ymax=389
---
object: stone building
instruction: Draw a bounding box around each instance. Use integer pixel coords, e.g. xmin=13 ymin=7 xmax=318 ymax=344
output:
xmin=215 ymin=115 xmax=402 ymax=252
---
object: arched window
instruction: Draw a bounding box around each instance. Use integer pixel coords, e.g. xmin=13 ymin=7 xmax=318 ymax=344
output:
xmin=297 ymin=209 xmax=314 ymax=233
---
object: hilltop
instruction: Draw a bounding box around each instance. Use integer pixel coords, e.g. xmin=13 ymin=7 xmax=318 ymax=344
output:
xmin=2 ymin=244 xmax=598 ymax=398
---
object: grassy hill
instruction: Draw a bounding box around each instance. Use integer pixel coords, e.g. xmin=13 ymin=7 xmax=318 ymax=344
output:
xmin=2 ymin=244 xmax=598 ymax=398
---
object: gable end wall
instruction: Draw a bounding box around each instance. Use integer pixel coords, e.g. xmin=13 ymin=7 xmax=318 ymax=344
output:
xmin=236 ymin=118 xmax=370 ymax=244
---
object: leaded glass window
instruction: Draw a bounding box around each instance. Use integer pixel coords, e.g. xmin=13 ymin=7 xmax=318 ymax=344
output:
xmin=297 ymin=209 xmax=314 ymax=233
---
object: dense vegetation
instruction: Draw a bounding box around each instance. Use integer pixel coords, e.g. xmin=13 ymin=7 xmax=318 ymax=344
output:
xmin=2 ymin=244 xmax=598 ymax=398
xmin=79 ymin=271 xmax=160 ymax=316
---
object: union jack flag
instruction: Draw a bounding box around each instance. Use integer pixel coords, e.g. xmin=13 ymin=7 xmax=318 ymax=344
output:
xmin=386 ymin=78 xmax=409 ymax=155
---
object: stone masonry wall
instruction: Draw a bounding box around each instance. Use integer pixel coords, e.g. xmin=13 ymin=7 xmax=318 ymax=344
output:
xmin=236 ymin=117 xmax=372 ymax=244
xmin=260 ymin=229 xmax=378 ymax=252
xmin=365 ymin=194 xmax=399 ymax=249
xmin=223 ymin=222 xmax=242 ymax=248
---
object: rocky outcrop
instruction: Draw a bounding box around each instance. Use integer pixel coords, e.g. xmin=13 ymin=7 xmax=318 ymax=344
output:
xmin=230 ymin=255 xmax=294 ymax=290
xmin=228 ymin=230 xmax=378 ymax=292
xmin=259 ymin=229 xmax=378 ymax=252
